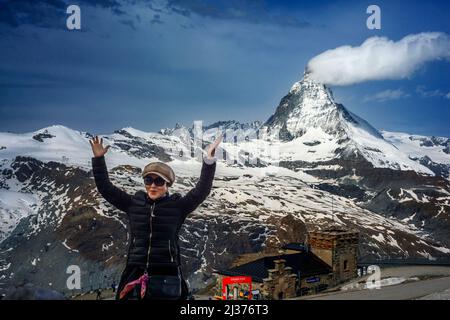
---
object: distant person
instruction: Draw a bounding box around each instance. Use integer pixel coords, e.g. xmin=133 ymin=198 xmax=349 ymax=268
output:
xmin=90 ymin=134 xmax=221 ymax=300
xmin=96 ymin=288 xmax=102 ymax=300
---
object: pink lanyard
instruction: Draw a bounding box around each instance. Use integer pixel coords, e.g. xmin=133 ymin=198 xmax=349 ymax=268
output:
xmin=119 ymin=272 xmax=149 ymax=299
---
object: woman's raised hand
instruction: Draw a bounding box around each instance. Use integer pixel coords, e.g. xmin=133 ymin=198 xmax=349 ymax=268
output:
xmin=206 ymin=133 xmax=223 ymax=159
xmin=89 ymin=136 xmax=110 ymax=158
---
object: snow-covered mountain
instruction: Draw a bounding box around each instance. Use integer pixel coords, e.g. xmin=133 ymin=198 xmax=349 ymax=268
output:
xmin=264 ymin=70 xmax=433 ymax=174
xmin=0 ymin=72 xmax=449 ymax=297
xmin=382 ymin=131 xmax=450 ymax=179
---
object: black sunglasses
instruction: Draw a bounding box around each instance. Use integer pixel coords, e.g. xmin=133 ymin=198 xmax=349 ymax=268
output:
xmin=143 ymin=176 xmax=167 ymax=186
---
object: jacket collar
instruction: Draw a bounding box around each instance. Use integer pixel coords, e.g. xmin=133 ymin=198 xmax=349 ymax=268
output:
xmin=146 ymin=191 xmax=170 ymax=204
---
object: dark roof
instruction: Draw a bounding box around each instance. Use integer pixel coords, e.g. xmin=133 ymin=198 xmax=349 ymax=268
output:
xmin=217 ymin=251 xmax=332 ymax=282
xmin=281 ymin=243 xmax=307 ymax=251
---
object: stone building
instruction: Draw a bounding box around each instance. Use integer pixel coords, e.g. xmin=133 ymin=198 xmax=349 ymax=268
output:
xmin=263 ymin=259 xmax=297 ymax=300
xmin=308 ymin=228 xmax=359 ymax=284
xmin=215 ymin=250 xmax=332 ymax=299
xmin=214 ymin=228 xmax=359 ymax=299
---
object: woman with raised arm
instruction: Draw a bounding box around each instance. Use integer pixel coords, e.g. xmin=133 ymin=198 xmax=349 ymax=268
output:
xmin=89 ymin=134 xmax=222 ymax=300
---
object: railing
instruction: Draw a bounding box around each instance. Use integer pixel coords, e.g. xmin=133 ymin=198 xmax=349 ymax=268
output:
xmin=358 ymin=256 xmax=450 ymax=267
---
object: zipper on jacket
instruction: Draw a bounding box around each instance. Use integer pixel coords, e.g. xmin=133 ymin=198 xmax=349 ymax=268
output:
xmin=145 ymin=203 xmax=156 ymax=270
xmin=169 ymin=239 xmax=174 ymax=263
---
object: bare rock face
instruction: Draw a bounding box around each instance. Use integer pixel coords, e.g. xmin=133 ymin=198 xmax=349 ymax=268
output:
xmin=265 ymin=214 xmax=308 ymax=253
xmin=32 ymin=130 xmax=55 ymax=143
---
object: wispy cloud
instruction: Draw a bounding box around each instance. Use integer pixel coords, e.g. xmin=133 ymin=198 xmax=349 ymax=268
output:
xmin=365 ymin=86 xmax=450 ymax=103
xmin=150 ymin=13 xmax=164 ymax=25
xmin=416 ymin=85 xmax=450 ymax=99
xmin=0 ymin=0 xmax=67 ymax=29
xmin=0 ymin=0 xmax=311 ymax=30
xmin=165 ymin=0 xmax=311 ymax=28
xmin=119 ymin=19 xmax=137 ymax=30
xmin=364 ymin=89 xmax=410 ymax=102
xmin=0 ymin=0 xmax=127 ymax=29
xmin=307 ymin=32 xmax=450 ymax=86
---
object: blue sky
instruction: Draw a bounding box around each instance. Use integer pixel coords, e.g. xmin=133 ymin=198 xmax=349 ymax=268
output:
xmin=0 ymin=0 xmax=449 ymax=136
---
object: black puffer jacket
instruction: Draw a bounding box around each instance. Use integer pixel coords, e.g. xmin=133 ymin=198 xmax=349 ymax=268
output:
xmin=91 ymin=155 xmax=216 ymax=299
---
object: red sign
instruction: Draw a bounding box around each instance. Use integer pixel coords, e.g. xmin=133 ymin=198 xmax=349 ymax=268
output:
xmin=222 ymin=276 xmax=253 ymax=300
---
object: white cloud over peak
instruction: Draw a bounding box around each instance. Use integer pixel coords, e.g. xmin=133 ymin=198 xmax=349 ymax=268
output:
xmin=307 ymin=32 xmax=450 ymax=86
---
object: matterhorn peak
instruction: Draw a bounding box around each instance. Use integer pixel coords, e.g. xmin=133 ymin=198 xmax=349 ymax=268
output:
xmin=262 ymin=66 xmax=432 ymax=174
xmin=303 ymin=66 xmax=312 ymax=77
xmin=265 ymin=66 xmax=385 ymax=143
xmin=288 ymin=68 xmax=335 ymax=106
